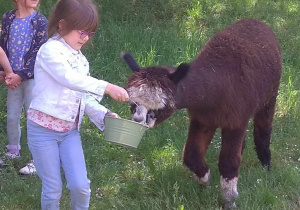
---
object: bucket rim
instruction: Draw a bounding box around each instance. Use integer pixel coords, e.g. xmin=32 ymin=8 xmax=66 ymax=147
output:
xmin=104 ymin=116 xmax=149 ymax=129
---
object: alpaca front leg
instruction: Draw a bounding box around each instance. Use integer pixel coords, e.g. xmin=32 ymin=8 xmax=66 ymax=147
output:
xmin=219 ymin=127 xmax=246 ymax=209
xmin=183 ymin=119 xmax=216 ymax=186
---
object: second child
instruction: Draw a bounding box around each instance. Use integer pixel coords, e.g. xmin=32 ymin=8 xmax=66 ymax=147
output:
xmin=0 ymin=0 xmax=48 ymax=175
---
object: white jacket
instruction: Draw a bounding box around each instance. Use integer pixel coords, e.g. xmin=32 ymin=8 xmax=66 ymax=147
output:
xmin=30 ymin=35 xmax=109 ymax=131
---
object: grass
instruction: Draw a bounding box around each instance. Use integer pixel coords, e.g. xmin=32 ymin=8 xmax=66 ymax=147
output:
xmin=0 ymin=0 xmax=300 ymax=209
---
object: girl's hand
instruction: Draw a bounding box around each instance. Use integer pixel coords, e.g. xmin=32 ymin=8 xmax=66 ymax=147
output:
xmin=105 ymin=111 xmax=120 ymax=118
xmin=105 ymin=83 xmax=129 ymax=102
xmin=5 ymin=73 xmax=22 ymax=90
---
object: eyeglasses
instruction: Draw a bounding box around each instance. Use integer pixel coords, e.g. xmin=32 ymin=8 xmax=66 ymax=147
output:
xmin=78 ymin=30 xmax=96 ymax=39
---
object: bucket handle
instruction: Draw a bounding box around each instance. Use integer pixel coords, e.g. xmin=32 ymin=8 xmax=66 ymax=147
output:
xmin=88 ymin=91 xmax=149 ymax=128
xmin=87 ymin=91 xmax=138 ymax=108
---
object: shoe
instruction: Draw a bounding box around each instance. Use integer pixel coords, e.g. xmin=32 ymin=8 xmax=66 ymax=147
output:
xmin=5 ymin=152 xmax=20 ymax=159
xmin=19 ymin=160 xmax=36 ymax=175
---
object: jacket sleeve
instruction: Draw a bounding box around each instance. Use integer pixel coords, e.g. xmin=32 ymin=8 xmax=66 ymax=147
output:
xmin=18 ymin=14 xmax=48 ymax=80
xmin=84 ymin=94 xmax=109 ymax=131
xmin=0 ymin=12 xmax=7 ymax=49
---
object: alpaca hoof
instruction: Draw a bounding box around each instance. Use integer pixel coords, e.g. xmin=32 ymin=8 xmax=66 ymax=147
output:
xmin=194 ymin=170 xmax=210 ymax=186
xmin=262 ymin=163 xmax=271 ymax=170
xmin=222 ymin=200 xmax=237 ymax=209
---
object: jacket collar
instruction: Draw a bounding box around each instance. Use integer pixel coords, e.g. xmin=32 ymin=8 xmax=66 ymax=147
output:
xmin=52 ymin=33 xmax=80 ymax=55
xmin=6 ymin=9 xmax=38 ymax=20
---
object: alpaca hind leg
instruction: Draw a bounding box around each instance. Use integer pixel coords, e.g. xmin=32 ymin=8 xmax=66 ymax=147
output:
xmin=183 ymin=119 xmax=216 ymax=186
xmin=253 ymin=97 xmax=276 ymax=168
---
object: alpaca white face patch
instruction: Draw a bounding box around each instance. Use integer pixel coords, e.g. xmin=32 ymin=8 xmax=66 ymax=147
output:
xmin=127 ymin=85 xmax=168 ymax=110
xmin=127 ymin=85 xmax=168 ymax=127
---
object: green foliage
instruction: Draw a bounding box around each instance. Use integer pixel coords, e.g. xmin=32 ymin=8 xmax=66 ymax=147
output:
xmin=0 ymin=0 xmax=300 ymax=209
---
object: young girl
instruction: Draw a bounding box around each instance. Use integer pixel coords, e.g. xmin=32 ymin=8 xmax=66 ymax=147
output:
xmin=0 ymin=0 xmax=48 ymax=174
xmin=27 ymin=0 xmax=129 ymax=209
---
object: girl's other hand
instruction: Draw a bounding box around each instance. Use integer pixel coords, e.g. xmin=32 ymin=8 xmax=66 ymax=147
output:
xmin=5 ymin=73 xmax=21 ymax=90
xmin=105 ymin=111 xmax=120 ymax=118
xmin=105 ymin=83 xmax=129 ymax=102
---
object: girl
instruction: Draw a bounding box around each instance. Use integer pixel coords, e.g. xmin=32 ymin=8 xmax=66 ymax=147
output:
xmin=27 ymin=0 xmax=129 ymax=209
xmin=0 ymin=0 xmax=48 ymax=175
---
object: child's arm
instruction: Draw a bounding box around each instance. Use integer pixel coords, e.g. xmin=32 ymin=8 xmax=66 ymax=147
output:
xmin=84 ymin=95 xmax=109 ymax=131
xmin=0 ymin=47 xmax=21 ymax=88
xmin=0 ymin=47 xmax=13 ymax=75
xmin=0 ymin=47 xmax=14 ymax=83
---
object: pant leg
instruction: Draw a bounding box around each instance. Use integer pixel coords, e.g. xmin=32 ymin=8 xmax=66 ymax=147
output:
xmin=27 ymin=120 xmax=62 ymax=210
xmin=23 ymin=79 xmax=35 ymax=116
xmin=6 ymin=84 xmax=24 ymax=153
xmin=6 ymin=79 xmax=34 ymax=152
xmin=59 ymin=129 xmax=90 ymax=210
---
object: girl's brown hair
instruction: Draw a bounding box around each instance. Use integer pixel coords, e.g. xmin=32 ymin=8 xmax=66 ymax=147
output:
xmin=48 ymin=0 xmax=99 ymax=38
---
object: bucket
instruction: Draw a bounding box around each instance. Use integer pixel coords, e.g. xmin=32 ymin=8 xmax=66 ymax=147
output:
xmin=104 ymin=116 xmax=149 ymax=148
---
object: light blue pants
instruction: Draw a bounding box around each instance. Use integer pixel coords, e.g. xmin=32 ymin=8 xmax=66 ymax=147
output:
xmin=6 ymin=79 xmax=34 ymax=154
xmin=27 ymin=120 xmax=91 ymax=210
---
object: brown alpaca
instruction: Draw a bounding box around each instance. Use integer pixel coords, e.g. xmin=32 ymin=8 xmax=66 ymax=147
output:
xmin=123 ymin=18 xmax=282 ymax=208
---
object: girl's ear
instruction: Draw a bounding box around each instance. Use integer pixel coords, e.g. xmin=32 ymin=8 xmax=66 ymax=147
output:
xmin=58 ymin=19 xmax=66 ymax=30
xmin=121 ymin=51 xmax=141 ymax=72
xmin=168 ymin=63 xmax=189 ymax=84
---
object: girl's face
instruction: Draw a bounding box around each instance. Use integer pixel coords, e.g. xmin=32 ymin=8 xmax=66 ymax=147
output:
xmin=61 ymin=30 xmax=92 ymax=51
xmin=15 ymin=0 xmax=39 ymax=9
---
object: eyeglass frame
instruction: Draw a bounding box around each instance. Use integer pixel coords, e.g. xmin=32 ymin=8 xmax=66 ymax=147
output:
xmin=78 ymin=30 xmax=96 ymax=39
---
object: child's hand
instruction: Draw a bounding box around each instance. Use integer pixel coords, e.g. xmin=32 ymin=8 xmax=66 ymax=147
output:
xmin=105 ymin=111 xmax=120 ymax=118
xmin=5 ymin=73 xmax=21 ymax=90
xmin=105 ymin=83 xmax=129 ymax=102
xmin=0 ymin=71 xmax=5 ymax=83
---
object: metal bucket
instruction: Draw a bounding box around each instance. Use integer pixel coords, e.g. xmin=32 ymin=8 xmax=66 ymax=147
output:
xmin=104 ymin=116 xmax=149 ymax=148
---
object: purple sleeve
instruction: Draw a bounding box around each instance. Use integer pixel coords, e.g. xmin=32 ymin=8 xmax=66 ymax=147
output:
xmin=20 ymin=13 xmax=48 ymax=80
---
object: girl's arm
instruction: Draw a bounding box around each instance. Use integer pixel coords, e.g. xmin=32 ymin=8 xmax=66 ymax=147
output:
xmin=0 ymin=47 xmax=21 ymax=88
xmin=0 ymin=12 xmax=11 ymax=74
xmin=84 ymin=94 xmax=109 ymax=131
xmin=0 ymin=47 xmax=13 ymax=75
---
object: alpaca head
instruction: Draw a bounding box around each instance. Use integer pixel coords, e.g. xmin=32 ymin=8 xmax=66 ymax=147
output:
xmin=122 ymin=52 xmax=189 ymax=127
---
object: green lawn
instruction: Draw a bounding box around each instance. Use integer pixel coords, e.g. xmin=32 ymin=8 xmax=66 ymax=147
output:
xmin=0 ymin=0 xmax=299 ymax=209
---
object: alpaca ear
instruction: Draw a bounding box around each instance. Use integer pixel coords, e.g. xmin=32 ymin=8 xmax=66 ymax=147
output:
xmin=121 ymin=51 xmax=141 ymax=72
xmin=168 ymin=63 xmax=189 ymax=84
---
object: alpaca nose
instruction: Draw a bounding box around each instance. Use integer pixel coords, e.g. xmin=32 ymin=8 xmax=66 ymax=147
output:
xmin=133 ymin=106 xmax=145 ymax=122
xmin=132 ymin=105 xmax=148 ymax=124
